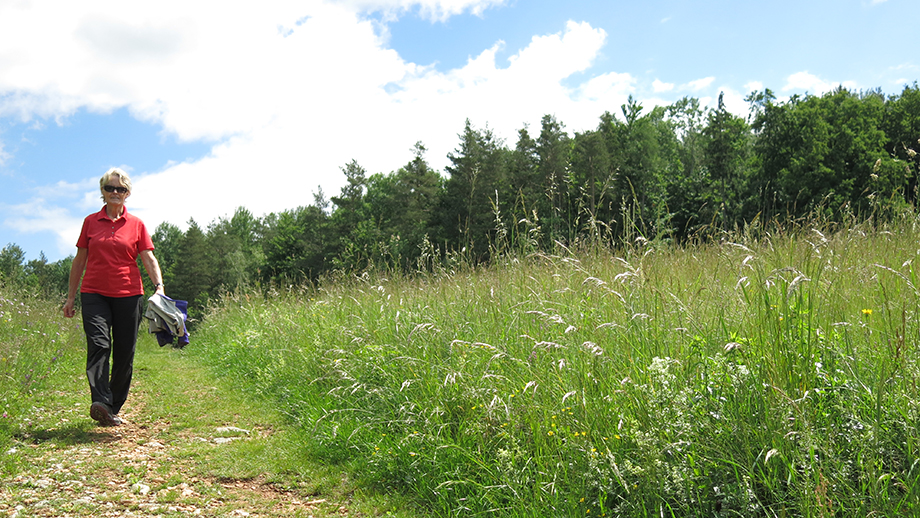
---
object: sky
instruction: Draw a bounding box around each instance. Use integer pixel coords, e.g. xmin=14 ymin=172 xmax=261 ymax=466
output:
xmin=0 ymin=0 xmax=915 ymax=263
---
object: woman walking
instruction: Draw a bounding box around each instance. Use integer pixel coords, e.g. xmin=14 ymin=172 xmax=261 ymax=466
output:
xmin=63 ymin=167 xmax=165 ymax=427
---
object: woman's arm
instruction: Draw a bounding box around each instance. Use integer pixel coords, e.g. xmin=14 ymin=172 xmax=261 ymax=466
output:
xmin=63 ymin=248 xmax=88 ymax=318
xmin=139 ymin=249 xmax=166 ymax=295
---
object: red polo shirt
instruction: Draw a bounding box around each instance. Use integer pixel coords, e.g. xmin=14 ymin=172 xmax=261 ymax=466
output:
xmin=76 ymin=206 xmax=155 ymax=297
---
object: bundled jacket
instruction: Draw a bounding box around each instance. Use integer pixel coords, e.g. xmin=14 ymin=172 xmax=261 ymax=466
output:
xmin=145 ymin=293 xmax=190 ymax=348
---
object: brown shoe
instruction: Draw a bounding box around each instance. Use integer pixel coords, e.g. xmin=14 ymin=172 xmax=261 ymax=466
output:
xmin=90 ymin=402 xmax=119 ymax=427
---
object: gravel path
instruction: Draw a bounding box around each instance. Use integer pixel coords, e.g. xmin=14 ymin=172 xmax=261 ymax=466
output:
xmin=1 ymin=383 xmax=351 ymax=517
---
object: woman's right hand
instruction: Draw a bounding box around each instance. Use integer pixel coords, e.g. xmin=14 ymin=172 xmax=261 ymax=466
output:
xmin=63 ymin=299 xmax=76 ymax=319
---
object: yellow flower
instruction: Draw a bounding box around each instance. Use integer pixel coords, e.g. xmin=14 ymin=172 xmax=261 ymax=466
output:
xmin=548 ymin=430 xmax=555 ymax=436
xmin=862 ymin=308 xmax=873 ymax=316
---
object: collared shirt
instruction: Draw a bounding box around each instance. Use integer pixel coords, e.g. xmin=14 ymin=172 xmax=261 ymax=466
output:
xmin=76 ymin=206 xmax=155 ymax=297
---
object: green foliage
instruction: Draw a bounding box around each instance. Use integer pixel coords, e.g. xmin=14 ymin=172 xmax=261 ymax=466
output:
xmin=0 ymin=288 xmax=83 ymax=473
xmin=169 ymin=219 xmax=212 ymax=323
xmin=536 ymin=114 xmax=571 ymax=243
xmin=262 ymin=204 xmax=331 ymax=283
xmin=364 ymin=142 xmax=443 ymax=270
xmin=0 ymin=244 xmax=26 ymax=286
xmin=207 ymin=207 xmax=265 ymax=291
xmin=12 ymin=85 xmax=920 ymax=315
xmin=441 ymin=119 xmax=508 ymax=261
xmin=599 ymin=97 xmax=675 ymax=240
xmin=189 ymin=218 xmax=920 ymax=516
xmin=752 ymin=87 xmax=896 ymax=219
xmin=0 ymin=244 xmax=71 ymax=300
xmin=703 ymin=92 xmax=756 ymax=226
xmin=151 ymin=221 xmax=183 ymax=290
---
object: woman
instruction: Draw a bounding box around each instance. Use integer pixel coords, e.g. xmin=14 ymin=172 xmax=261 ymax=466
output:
xmin=63 ymin=168 xmax=165 ymax=427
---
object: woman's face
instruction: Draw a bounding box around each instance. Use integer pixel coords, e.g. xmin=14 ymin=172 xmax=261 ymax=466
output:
xmin=103 ymin=177 xmax=130 ymax=205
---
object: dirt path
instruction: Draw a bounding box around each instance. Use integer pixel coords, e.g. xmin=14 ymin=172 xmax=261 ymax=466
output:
xmin=1 ymin=356 xmax=356 ymax=517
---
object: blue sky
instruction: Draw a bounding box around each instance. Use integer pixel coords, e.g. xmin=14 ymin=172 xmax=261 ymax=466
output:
xmin=0 ymin=0 xmax=915 ymax=262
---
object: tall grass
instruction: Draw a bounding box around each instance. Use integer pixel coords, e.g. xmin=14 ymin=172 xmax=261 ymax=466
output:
xmin=0 ymin=288 xmax=84 ymax=473
xmin=190 ymin=215 xmax=920 ymax=516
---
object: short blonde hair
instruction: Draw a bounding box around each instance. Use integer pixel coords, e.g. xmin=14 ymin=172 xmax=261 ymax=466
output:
xmin=99 ymin=167 xmax=133 ymax=199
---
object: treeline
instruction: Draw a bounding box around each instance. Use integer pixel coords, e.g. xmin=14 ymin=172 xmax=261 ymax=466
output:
xmin=2 ymin=85 xmax=919 ymax=315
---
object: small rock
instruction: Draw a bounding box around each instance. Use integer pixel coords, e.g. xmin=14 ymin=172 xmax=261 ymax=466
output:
xmin=216 ymin=426 xmax=251 ymax=435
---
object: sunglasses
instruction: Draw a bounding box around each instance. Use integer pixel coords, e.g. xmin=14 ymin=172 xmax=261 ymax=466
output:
xmin=104 ymin=185 xmax=129 ymax=194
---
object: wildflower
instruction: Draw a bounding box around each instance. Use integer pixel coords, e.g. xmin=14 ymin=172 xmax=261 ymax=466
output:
xmin=862 ymin=309 xmax=873 ymax=316
xmin=724 ymin=342 xmax=743 ymax=353
xmin=548 ymin=431 xmax=555 ymax=436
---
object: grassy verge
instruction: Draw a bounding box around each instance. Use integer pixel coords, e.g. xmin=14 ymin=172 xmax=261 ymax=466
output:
xmin=189 ymin=218 xmax=920 ymax=517
xmin=0 ymin=291 xmax=420 ymax=517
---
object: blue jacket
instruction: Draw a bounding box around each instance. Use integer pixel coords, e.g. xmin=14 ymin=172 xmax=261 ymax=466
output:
xmin=145 ymin=293 xmax=190 ymax=347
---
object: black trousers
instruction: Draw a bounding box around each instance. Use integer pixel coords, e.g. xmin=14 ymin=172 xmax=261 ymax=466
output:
xmin=81 ymin=293 xmax=143 ymax=415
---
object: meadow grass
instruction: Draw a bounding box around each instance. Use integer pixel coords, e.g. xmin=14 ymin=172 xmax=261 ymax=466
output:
xmin=188 ymin=216 xmax=920 ymax=517
xmin=0 ymin=288 xmax=84 ymax=474
xmin=0 ymin=289 xmax=416 ymax=516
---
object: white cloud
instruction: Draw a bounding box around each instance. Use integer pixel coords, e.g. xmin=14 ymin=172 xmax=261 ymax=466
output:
xmin=744 ymin=81 xmax=764 ymax=94
xmin=0 ymin=141 xmax=9 ymax=167
xmin=2 ymin=200 xmax=83 ymax=258
xmin=782 ymin=71 xmax=856 ymax=95
xmin=652 ymin=79 xmax=674 ymax=93
xmin=714 ymin=87 xmax=749 ymax=117
xmin=341 ymin=0 xmax=507 ymax=22
xmin=577 ymin=72 xmax=635 ymax=102
xmin=0 ymin=2 xmax=619 ymax=248
xmin=684 ymin=77 xmax=715 ymax=91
